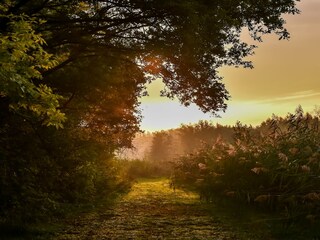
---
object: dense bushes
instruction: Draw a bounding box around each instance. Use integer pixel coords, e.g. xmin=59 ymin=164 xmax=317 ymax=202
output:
xmin=0 ymin=117 xmax=130 ymax=225
xmin=0 ymin=1 xmax=139 ymax=226
xmin=172 ymin=107 xmax=320 ymax=222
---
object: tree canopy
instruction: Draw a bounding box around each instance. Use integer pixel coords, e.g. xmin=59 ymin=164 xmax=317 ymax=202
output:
xmin=1 ymin=0 xmax=300 ymax=116
xmin=0 ymin=10 xmax=66 ymax=128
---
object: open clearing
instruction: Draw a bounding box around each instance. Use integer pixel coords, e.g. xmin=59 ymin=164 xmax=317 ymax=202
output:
xmin=54 ymin=178 xmax=246 ymax=240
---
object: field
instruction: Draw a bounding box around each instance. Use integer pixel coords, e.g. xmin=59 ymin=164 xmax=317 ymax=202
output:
xmin=51 ymin=178 xmax=316 ymax=239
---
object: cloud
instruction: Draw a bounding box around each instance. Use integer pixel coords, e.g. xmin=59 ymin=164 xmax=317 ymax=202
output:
xmin=257 ymin=90 xmax=320 ymax=104
xmin=139 ymin=89 xmax=320 ymax=131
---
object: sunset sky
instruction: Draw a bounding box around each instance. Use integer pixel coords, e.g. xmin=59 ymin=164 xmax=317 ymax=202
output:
xmin=139 ymin=0 xmax=320 ymax=132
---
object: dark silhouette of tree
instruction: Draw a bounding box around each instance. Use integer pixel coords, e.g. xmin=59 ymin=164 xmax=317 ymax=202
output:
xmin=179 ymin=121 xmax=234 ymax=154
xmin=148 ymin=131 xmax=172 ymax=162
xmin=1 ymin=0 xmax=300 ymax=115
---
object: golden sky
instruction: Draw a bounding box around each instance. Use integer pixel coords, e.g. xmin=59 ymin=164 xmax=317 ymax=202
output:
xmin=140 ymin=0 xmax=320 ymax=132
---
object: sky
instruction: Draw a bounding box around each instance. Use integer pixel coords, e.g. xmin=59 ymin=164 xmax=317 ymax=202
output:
xmin=139 ymin=0 xmax=320 ymax=132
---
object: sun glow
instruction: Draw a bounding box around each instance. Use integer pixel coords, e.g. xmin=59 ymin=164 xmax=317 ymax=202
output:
xmin=139 ymin=1 xmax=320 ymax=132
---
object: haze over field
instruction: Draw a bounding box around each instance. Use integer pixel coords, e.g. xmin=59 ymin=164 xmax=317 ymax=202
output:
xmin=140 ymin=0 xmax=320 ymax=132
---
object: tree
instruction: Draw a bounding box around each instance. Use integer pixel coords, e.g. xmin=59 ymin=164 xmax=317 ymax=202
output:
xmin=1 ymin=0 xmax=300 ymax=115
xmin=148 ymin=131 xmax=172 ymax=162
xmin=179 ymin=121 xmax=234 ymax=154
xmin=0 ymin=9 xmax=65 ymax=128
xmin=0 ymin=0 xmax=301 ymax=150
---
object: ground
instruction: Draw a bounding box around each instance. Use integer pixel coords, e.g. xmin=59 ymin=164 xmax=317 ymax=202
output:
xmin=54 ymin=178 xmax=247 ymax=240
xmin=1 ymin=178 xmax=318 ymax=239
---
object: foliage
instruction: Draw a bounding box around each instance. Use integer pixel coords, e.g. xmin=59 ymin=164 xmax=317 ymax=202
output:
xmin=0 ymin=12 xmax=65 ymax=128
xmin=0 ymin=0 xmax=301 ymax=229
xmin=0 ymin=121 xmax=128 ymax=225
xmin=148 ymin=131 xmax=173 ymax=162
xmin=1 ymin=0 xmax=300 ymax=114
xmin=179 ymin=121 xmax=234 ymax=154
xmin=0 ymin=1 xmax=138 ymax=225
xmin=172 ymin=107 xmax=320 ymax=225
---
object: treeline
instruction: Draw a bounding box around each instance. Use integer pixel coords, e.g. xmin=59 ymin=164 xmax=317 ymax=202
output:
xmin=171 ymin=107 xmax=320 ymax=231
xmin=123 ymin=118 xmax=297 ymax=178
xmin=122 ymin=121 xmax=235 ymax=178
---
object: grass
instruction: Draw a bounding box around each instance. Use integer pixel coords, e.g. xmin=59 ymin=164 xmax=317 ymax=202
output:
xmin=5 ymin=178 xmax=319 ymax=239
xmin=52 ymin=178 xmax=269 ymax=239
xmin=203 ymin=197 xmax=320 ymax=240
xmin=125 ymin=177 xmax=199 ymax=204
xmin=0 ymin=191 xmax=122 ymax=240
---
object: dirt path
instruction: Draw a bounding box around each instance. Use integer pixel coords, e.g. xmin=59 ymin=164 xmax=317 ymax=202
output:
xmin=54 ymin=178 xmax=245 ymax=240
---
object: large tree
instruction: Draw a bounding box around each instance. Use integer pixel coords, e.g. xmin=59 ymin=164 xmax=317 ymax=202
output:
xmin=1 ymin=0 xmax=300 ymax=117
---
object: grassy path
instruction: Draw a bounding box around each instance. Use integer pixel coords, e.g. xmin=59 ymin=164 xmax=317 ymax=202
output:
xmin=54 ymin=178 xmax=254 ymax=240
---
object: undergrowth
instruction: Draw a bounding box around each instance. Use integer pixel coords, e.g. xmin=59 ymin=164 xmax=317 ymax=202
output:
xmin=172 ymin=107 xmax=320 ymax=238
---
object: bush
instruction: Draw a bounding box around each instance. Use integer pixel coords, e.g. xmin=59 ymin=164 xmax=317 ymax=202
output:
xmin=0 ymin=123 xmax=130 ymax=225
xmin=172 ymin=107 xmax=320 ymax=222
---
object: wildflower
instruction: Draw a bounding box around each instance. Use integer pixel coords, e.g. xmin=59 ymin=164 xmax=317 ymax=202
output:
xmin=278 ymin=153 xmax=288 ymax=162
xmin=235 ymin=139 xmax=242 ymax=146
xmin=301 ymin=165 xmax=311 ymax=173
xmin=227 ymin=146 xmax=236 ymax=157
xmin=255 ymin=161 xmax=262 ymax=166
xmin=198 ymin=163 xmax=207 ymax=170
xmin=303 ymin=192 xmax=320 ymax=201
xmin=211 ymin=172 xmax=224 ymax=177
xmin=303 ymin=146 xmax=313 ymax=156
xmin=289 ymin=148 xmax=299 ymax=155
xmin=251 ymin=167 xmax=268 ymax=174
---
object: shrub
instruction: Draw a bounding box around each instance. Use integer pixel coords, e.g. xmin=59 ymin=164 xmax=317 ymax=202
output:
xmin=172 ymin=107 xmax=320 ymax=222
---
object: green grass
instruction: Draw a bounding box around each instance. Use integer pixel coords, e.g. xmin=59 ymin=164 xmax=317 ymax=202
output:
xmin=0 ymin=191 xmax=122 ymax=240
xmin=52 ymin=178 xmax=268 ymax=239
xmin=125 ymin=178 xmax=199 ymax=204
xmin=6 ymin=178 xmax=319 ymax=239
